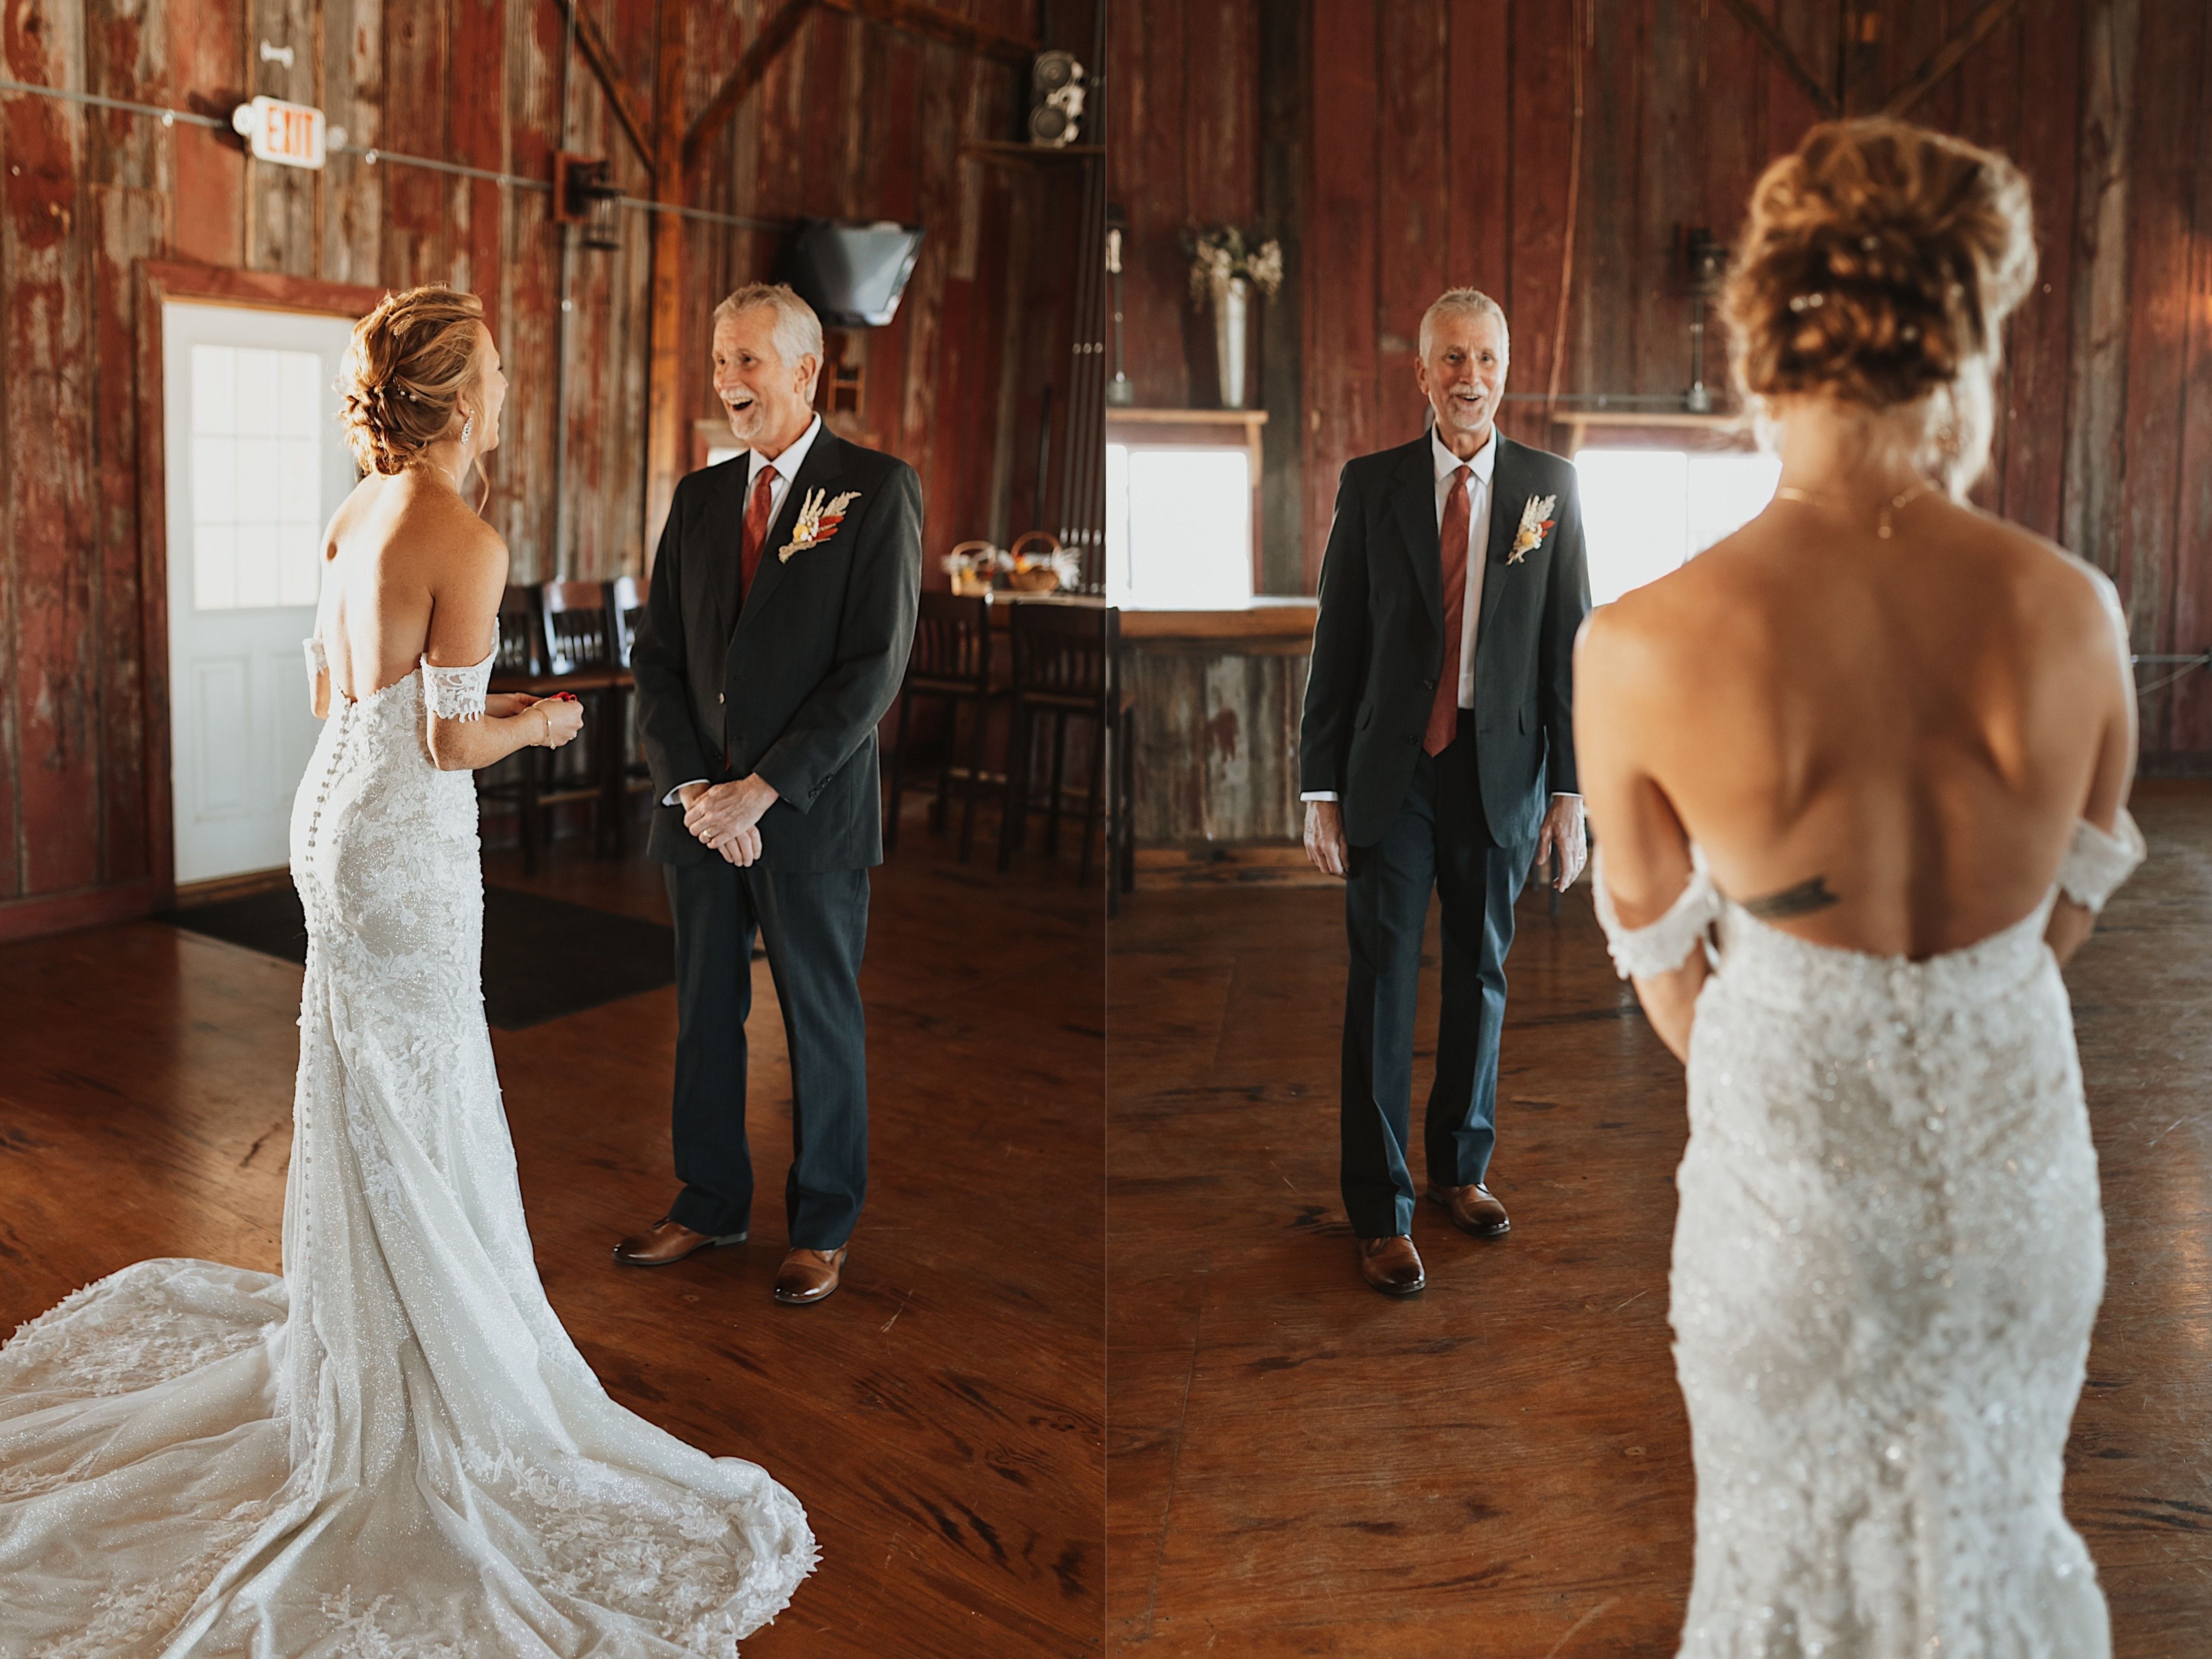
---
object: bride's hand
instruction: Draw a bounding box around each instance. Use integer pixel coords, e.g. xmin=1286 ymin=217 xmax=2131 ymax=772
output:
xmin=532 ymin=697 xmax=586 ymax=749
xmin=484 ymin=692 xmax=540 ymax=720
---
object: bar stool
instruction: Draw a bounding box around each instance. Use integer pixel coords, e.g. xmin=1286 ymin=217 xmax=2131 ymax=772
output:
xmin=998 ymin=602 xmax=1131 ymax=905
xmin=886 ymin=591 xmax=998 ymax=860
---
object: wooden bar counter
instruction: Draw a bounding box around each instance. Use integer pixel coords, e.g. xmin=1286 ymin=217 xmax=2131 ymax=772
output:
xmin=1120 ymin=598 xmax=1324 ymax=888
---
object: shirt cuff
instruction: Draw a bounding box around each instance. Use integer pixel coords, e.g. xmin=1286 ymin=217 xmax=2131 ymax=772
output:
xmin=1551 ymin=792 xmax=1583 ymax=801
xmin=663 ymin=779 xmax=709 ymax=806
xmin=1300 ymin=791 xmax=1340 ymax=803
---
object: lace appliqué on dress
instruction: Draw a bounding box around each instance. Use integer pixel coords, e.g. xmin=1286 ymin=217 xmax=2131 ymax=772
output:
xmin=420 ymin=651 xmax=494 ymax=723
xmin=2057 ymin=808 xmax=2144 ymax=914
xmin=304 ymin=635 xmax=329 ymax=696
xmin=1592 ymin=848 xmax=1722 ymax=980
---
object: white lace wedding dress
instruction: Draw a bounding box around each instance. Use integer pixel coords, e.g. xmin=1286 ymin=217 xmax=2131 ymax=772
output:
xmin=0 ymin=643 xmax=814 ymax=1657
xmin=1594 ymin=812 xmax=2145 ymax=1658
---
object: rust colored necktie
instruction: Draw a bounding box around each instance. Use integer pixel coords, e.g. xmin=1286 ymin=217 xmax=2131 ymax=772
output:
xmin=1423 ymin=463 xmax=1473 ymax=756
xmin=740 ymin=462 xmax=778 ymax=602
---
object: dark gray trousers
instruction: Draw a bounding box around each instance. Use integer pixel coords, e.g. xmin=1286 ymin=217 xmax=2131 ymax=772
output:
xmin=1340 ymin=720 xmax=1533 ymax=1239
xmin=664 ymin=858 xmax=870 ymax=1250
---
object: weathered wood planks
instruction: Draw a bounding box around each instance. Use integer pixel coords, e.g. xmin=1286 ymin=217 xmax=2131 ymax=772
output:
xmin=1112 ymin=0 xmax=2212 ymax=771
xmin=0 ymin=0 xmax=1089 ymax=930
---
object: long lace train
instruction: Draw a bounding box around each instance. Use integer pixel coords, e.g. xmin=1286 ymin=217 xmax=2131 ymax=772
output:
xmin=0 ymin=648 xmax=813 ymax=1657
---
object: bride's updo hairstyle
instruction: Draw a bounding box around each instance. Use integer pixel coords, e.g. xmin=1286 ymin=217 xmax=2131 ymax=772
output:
xmin=338 ymin=285 xmax=487 ymax=476
xmin=1723 ymin=118 xmax=2037 ymax=491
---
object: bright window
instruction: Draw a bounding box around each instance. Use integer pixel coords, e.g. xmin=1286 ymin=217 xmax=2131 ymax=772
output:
xmin=190 ymin=344 xmax=326 ymax=611
xmin=1574 ymin=449 xmax=1781 ymax=605
xmin=1106 ymin=443 xmax=1253 ymax=609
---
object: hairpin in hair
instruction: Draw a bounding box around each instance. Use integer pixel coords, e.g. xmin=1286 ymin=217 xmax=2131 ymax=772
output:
xmin=1789 ymin=292 xmax=1827 ymax=313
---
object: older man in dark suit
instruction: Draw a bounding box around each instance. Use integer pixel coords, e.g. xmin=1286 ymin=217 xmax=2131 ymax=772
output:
xmin=1299 ymin=287 xmax=1591 ymax=1296
xmin=619 ymin=282 xmax=921 ymax=1306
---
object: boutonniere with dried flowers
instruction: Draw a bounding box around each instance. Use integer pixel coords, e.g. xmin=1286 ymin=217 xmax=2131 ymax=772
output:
xmin=779 ymin=489 xmax=861 ymax=562
xmin=1507 ymin=494 xmax=1557 ymax=564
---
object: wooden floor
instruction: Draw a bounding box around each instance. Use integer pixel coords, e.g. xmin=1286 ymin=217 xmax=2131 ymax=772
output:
xmin=1106 ymin=779 xmax=2212 ymax=1658
xmin=0 ymin=799 xmax=1105 ymax=1659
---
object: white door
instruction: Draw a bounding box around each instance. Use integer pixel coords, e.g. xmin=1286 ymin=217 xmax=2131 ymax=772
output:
xmin=164 ymin=301 xmax=362 ymax=886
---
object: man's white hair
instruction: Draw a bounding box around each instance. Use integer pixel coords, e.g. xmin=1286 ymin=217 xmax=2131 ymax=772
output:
xmin=711 ymin=282 xmax=824 ymax=368
xmin=1418 ymin=287 xmax=1510 ymax=358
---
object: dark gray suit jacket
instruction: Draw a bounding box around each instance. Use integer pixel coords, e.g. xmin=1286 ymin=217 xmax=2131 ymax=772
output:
xmin=632 ymin=426 xmax=922 ymax=871
xmin=1298 ymin=432 xmax=1590 ymax=849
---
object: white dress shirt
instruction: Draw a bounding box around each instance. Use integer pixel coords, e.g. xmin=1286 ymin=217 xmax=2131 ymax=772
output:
xmin=1437 ymin=424 xmax=1496 ymax=710
xmin=664 ymin=415 xmax=824 ymax=804
xmin=1303 ymin=425 xmax=1576 ymax=806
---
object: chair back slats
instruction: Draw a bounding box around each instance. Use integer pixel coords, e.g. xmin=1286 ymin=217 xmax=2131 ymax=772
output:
xmin=1010 ymin=600 xmax=1112 ymax=704
xmin=909 ymin=591 xmax=991 ymax=687
xmin=497 ymin=586 xmax=547 ymax=677
xmin=610 ymin=574 xmax=646 ymax=667
xmin=542 ymin=580 xmax=614 ymax=676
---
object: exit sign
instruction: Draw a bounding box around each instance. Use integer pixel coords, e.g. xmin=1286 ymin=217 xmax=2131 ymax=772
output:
xmin=231 ymin=97 xmax=326 ymax=170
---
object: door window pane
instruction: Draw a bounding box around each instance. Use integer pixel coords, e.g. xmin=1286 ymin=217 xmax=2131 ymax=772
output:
xmin=189 ymin=346 xmax=328 ymax=611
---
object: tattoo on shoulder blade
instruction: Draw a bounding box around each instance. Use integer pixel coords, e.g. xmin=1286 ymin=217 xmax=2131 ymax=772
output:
xmin=1742 ymin=876 xmax=1841 ymax=920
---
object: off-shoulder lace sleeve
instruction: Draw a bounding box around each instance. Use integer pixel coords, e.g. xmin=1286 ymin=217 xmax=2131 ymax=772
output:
xmin=1593 ymin=847 xmax=1723 ymax=980
xmin=303 ymin=635 xmax=327 ymax=694
xmin=2057 ymin=808 xmax=2144 ymax=914
xmin=422 ymin=655 xmax=494 ymax=722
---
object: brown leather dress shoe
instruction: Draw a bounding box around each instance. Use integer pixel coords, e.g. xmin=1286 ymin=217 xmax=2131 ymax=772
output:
xmin=773 ymin=1246 xmax=849 ymax=1306
xmin=1357 ymin=1234 xmax=1426 ymax=1296
xmin=611 ymin=1218 xmax=747 ymax=1267
xmin=1429 ymin=1182 xmax=1511 ymax=1237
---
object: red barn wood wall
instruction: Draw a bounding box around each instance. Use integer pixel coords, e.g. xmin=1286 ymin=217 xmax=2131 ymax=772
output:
xmin=1108 ymin=0 xmax=2212 ymax=767
xmin=0 ymin=0 xmax=1092 ymax=931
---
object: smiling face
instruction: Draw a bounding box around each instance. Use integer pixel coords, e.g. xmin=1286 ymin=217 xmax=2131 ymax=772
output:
xmin=1416 ymin=309 xmax=1509 ymax=458
xmin=461 ymin=322 xmax=507 ymax=453
xmin=713 ymin=306 xmax=821 ymax=457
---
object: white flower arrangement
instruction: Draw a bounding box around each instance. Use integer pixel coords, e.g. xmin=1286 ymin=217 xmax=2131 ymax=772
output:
xmin=1188 ymin=226 xmax=1284 ymax=308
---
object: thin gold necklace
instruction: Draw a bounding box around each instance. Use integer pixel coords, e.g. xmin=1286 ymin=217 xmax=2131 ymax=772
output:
xmin=1774 ymin=477 xmax=1934 ymax=539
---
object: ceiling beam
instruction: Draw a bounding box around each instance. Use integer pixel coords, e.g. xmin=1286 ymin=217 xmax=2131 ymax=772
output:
xmin=553 ymin=0 xmax=656 ymax=175
xmin=1884 ymin=0 xmax=2031 ymax=117
xmin=683 ymin=0 xmax=813 ymax=171
xmin=681 ymin=0 xmax=1041 ymax=173
xmin=1711 ymin=0 xmax=1839 ymax=118
xmin=811 ymin=0 xmax=1037 ymax=66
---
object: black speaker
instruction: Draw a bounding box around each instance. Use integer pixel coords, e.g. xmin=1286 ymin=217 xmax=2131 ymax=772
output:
xmin=1028 ymin=51 xmax=1086 ymax=147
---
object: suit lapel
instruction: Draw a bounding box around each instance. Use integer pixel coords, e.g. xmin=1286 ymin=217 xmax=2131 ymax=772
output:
xmin=735 ymin=424 xmax=847 ymax=641
xmin=696 ymin=460 xmax=748 ymax=653
xmin=1474 ymin=436 xmax=1523 ymax=651
xmin=1387 ymin=436 xmax=1444 ymax=636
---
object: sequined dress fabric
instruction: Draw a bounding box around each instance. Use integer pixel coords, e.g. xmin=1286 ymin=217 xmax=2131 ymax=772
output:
xmin=0 ymin=645 xmax=814 ymax=1657
xmin=1593 ymin=814 xmax=2144 ymax=1659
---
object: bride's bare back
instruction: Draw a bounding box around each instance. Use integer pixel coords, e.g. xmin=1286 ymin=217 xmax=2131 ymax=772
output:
xmin=1580 ymin=475 xmax=2134 ymax=964
xmin=315 ymin=467 xmax=503 ymax=709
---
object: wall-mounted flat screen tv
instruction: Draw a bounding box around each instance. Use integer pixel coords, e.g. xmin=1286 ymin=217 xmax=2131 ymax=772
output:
xmin=779 ymin=219 xmax=926 ymax=328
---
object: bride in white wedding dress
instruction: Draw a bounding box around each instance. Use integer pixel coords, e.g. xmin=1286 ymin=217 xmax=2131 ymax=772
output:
xmin=0 ymin=287 xmax=813 ymax=1655
xmin=1576 ymin=123 xmax=2141 ymax=1656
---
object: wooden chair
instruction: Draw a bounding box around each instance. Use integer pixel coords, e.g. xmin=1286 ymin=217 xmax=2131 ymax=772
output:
xmin=540 ymin=581 xmax=627 ymax=858
xmin=608 ymin=574 xmax=659 ymax=839
xmin=478 ymin=585 xmax=553 ymax=870
xmin=886 ymin=591 xmax=999 ymax=861
xmin=480 ymin=583 xmax=625 ymax=871
xmin=998 ymin=601 xmax=1135 ymax=910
